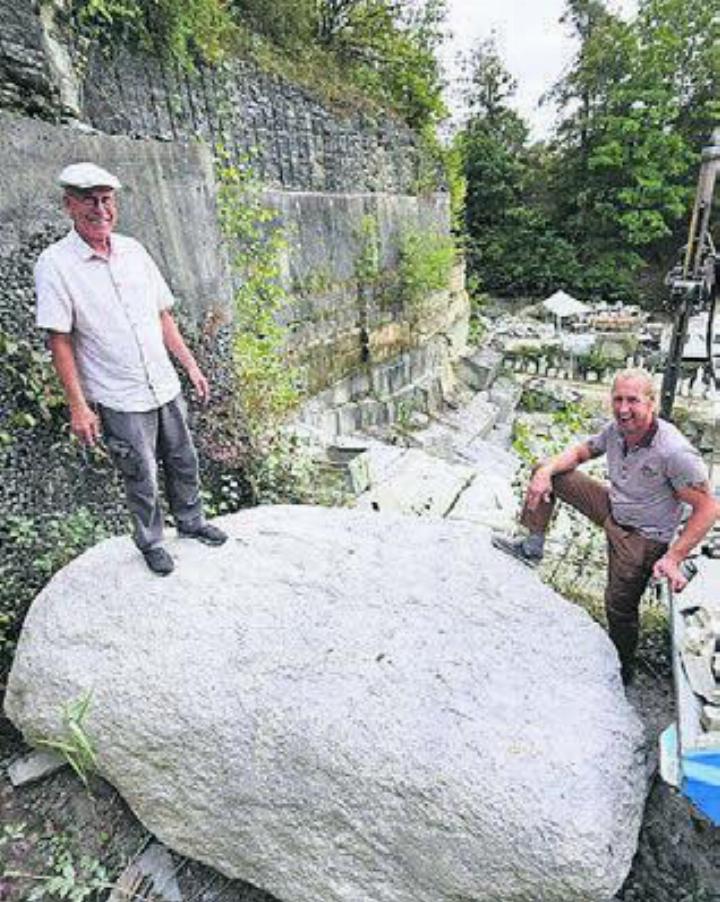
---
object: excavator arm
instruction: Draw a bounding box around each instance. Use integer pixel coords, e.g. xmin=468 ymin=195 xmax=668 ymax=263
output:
xmin=660 ymin=129 xmax=720 ymax=420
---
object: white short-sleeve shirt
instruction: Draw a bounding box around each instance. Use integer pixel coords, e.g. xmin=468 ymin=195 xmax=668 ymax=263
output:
xmin=35 ymin=229 xmax=181 ymax=412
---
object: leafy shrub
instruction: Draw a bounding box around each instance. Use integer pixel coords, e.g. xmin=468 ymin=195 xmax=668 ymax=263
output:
xmin=354 ymin=215 xmax=381 ymax=285
xmin=396 ymin=228 xmax=455 ymax=306
xmin=232 ymin=0 xmax=316 ymax=48
xmin=70 ymin=0 xmax=236 ymax=67
xmin=216 ymin=154 xmax=302 ymax=441
xmin=0 ymin=331 xmax=65 ymax=444
xmin=247 ymin=432 xmax=347 ymax=507
xmin=211 ymin=153 xmax=353 ymax=508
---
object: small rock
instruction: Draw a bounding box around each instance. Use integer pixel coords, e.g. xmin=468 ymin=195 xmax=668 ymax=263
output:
xmin=108 ymin=842 xmax=181 ymax=902
xmin=8 ymin=749 xmax=66 ymax=787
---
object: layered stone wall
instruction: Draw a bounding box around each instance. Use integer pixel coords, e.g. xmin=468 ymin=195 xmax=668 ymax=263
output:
xmin=266 ymin=189 xmax=460 ymax=393
xmin=0 ymin=0 xmax=467 ymax=431
xmin=0 ymin=112 xmax=227 ymax=314
xmin=82 ymin=49 xmax=433 ymax=195
xmin=0 ymin=2 xmax=57 ymax=117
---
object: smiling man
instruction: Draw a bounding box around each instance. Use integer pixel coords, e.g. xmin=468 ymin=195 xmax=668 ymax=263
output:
xmin=34 ymin=161 xmax=227 ymax=576
xmin=493 ymin=369 xmax=719 ymax=683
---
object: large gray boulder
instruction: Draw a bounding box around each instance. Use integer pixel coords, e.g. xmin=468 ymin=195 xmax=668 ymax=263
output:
xmin=5 ymin=505 xmax=645 ymax=902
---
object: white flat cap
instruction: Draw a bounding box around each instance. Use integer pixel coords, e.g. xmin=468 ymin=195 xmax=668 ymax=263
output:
xmin=58 ymin=162 xmax=122 ymax=190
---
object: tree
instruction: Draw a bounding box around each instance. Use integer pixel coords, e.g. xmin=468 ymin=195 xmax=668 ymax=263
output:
xmin=458 ymin=39 xmax=583 ymax=297
xmin=548 ymin=0 xmax=719 ymax=301
xmin=230 ymin=0 xmax=448 ymax=129
xmin=461 ymin=36 xmax=518 ymax=124
xmin=317 ymin=0 xmax=448 ymax=128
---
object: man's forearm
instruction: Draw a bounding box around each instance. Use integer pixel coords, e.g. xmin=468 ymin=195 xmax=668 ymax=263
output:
xmin=160 ymin=310 xmax=210 ymax=402
xmin=537 ymin=443 xmax=592 ymax=477
xmin=667 ymin=495 xmax=719 ymax=562
xmin=160 ymin=311 xmax=199 ymax=373
xmin=48 ymin=332 xmax=100 ymax=444
xmin=525 ymin=441 xmax=593 ymax=510
xmin=49 ymin=332 xmax=89 ymax=410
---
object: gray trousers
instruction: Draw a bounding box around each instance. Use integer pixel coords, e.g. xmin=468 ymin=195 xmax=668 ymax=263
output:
xmin=99 ymin=395 xmax=204 ymax=551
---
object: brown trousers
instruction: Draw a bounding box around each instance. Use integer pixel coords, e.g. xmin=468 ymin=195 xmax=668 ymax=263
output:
xmin=521 ymin=470 xmax=668 ymax=667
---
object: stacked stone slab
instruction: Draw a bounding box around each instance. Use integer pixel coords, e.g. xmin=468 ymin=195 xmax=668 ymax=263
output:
xmin=0 ymin=4 xmax=57 ymax=116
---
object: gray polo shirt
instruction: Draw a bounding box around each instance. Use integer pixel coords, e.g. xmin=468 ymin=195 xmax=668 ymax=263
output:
xmin=35 ymin=229 xmax=181 ymax=412
xmin=587 ymin=418 xmax=708 ymax=543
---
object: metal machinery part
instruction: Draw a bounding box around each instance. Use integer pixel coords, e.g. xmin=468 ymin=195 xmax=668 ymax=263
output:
xmin=657 ymin=133 xmax=720 ymax=823
xmin=662 ymin=569 xmax=720 ymax=824
xmin=660 ymin=129 xmax=720 ymax=421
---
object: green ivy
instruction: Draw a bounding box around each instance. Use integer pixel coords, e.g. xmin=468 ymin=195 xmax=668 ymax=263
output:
xmin=0 ymin=331 xmax=65 ymax=444
xmin=1 ymin=510 xmax=109 ymax=672
xmin=212 ymin=152 xmax=352 ymax=509
xmin=216 ymin=153 xmax=301 ymax=443
xmin=69 ymin=0 xmax=236 ymax=68
xmin=396 ymin=228 xmax=455 ymax=306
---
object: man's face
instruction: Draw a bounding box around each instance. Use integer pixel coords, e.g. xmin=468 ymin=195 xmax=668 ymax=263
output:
xmin=64 ymin=186 xmax=117 ymax=246
xmin=611 ymin=377 xmax=655 ymax=440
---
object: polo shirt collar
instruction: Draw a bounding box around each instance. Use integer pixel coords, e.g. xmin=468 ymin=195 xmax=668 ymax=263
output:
xmin=68 ymin=227 xmax=116 ymax=261
xmin=622 ymin=416 xmax=658 ymax=454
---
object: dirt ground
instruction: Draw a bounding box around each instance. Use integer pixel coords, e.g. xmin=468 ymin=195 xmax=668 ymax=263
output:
xmin=618 ymin=665 xmax=720 ymax=902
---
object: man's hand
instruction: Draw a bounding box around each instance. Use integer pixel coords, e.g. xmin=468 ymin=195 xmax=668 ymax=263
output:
xmin=523 ymin=444 xmax=594 ymax=512
xmin=653 ymin=554 xmax=689 ymax=593
xmin=187 ymin=364 xmax=210 ymax=404
xmin=526 ymin=466 xmax=553 ymax=511
xmin=70 ymin=403 xmax=101 ymax=446
xmin=160 ymin=313 xmax=210 ymax=404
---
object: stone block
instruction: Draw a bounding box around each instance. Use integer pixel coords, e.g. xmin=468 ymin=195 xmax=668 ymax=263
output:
xmin=5 ymin=507 xmax=646 ymax=902
xmin=8 ymin=749 xmax=65 ymax=787
xmin=355 ymin=447 xmax=474 ymax=516
xmin=458 ymin=348 xmax=502 ymax=391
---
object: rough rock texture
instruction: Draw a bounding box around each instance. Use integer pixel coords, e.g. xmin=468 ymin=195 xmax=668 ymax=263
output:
xmin=6 ymin=505 xmax=645 ymax=902
xmin=81 ymin=48 xmax=434 ymax=195
xmin=0 ymin=2 xmax=58 ymax=117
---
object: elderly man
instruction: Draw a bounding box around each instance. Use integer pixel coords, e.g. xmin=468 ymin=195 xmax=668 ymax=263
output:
xmin=493 ymin=369 xmax=719 ymax=683
xmin=35 ymin=161 xmax=227 ymax=576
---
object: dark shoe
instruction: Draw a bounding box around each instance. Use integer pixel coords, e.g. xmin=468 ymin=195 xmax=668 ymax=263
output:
xmin=491 ymin=534 xmax=543 ymax=568
xmin=142 ymin=546 xmax=174 ymax=576
xmin=178 ymin=523 xmax=228 ymax=546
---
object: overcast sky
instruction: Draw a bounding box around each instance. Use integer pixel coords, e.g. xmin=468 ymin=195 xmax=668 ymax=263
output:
xmin=441 ymin=0 xmax=638 ymax=140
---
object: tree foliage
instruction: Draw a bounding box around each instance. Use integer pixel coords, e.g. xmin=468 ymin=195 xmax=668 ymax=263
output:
xmin=551 ymin=0 xmax=718 ymax=272
xmin=459 ymin=0 xmax=719 ymax=304
xmin=458 ymin=39 xmax=583 ymax=298
xmin=321 ymin=0 xmax=448 ymax=128
xmin=233 ymin=0 xmax=449 ymax=128
xmin=72 ymin=0 xmax=236 ymax=66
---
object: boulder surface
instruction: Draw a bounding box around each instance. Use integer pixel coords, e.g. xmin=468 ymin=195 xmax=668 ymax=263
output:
xmin=5 ymin=505 xmax=645 ymax=902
